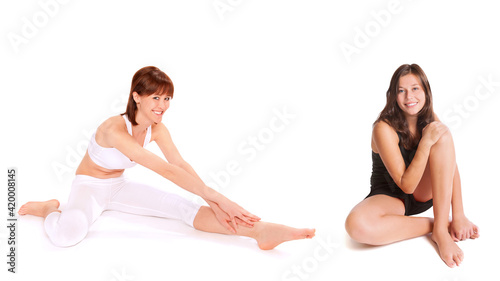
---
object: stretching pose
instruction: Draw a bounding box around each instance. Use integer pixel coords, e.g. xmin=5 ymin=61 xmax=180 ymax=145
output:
xmin=345 ymin=64 xmax=479 ymax=267
xmin=19 ymin=66 xmax=315 ymax=248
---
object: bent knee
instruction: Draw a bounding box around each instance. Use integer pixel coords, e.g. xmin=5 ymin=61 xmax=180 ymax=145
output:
xmin=345 ymin=211 xmax=377 ymax=245
xmin=44 ymin=209 xmax=89 ymax=247
xmin=436 ymin=128 xmax=453 ymax=145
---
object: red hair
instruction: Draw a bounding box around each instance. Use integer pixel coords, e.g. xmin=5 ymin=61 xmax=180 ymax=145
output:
xmin=123 ymin=66 xmax=174 ymax=125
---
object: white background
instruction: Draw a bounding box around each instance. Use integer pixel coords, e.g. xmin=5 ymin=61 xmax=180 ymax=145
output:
xmin=1 ymin=0 xmax=499 ymax=280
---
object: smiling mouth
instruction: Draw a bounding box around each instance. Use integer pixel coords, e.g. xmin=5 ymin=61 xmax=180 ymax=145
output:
xmin=153 ymin=110 xmax=164 ymax=116
xmin=406 ymin=102 xmax=418 ymax=107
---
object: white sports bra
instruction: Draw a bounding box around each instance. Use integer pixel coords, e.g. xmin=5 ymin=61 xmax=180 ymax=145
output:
xmin=87 ymin=115 xmax=151 ymax=170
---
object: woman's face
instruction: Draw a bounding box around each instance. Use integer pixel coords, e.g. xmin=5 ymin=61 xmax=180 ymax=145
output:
xmin=396 ymin=74 xmax=426 ymax=119
xmin=134 ymin=91 xmax=171 ymax=124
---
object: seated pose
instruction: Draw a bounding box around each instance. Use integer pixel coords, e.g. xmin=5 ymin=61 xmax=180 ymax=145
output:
xmin=19 ymin=66 xmax=315 ymax=248
xmin=345 ymin=64 xmax=479 ymax=267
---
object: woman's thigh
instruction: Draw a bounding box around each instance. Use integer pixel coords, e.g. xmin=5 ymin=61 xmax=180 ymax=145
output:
xmin=44 ymin=175 xmax=112 ymax=247
xmin=66 ymin=175 xmax=113 ymax=224
xmin=350 ymin=194 xmax=406 ymax=218
xmin=106 ymin=179 xmax=201 ymax=226
xmin=346 ymin=195 xmax=406 ymax=243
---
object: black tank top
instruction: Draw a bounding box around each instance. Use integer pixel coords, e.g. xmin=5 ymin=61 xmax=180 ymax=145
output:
xmin=370 ymin=132 xmax=418 ymax=194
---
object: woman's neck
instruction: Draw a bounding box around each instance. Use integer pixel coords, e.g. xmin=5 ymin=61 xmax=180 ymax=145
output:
xmin=406 ymin=115 xmax=418 ymax=135
xmin=133 ymin=112 xmax=153 ymax=135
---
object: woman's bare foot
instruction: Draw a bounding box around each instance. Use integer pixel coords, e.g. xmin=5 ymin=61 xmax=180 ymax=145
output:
xmin=449 ymin=216 xmax=480 ymax=241
xmin=18 ymin=199 xmax=60 ymax=218
xmin=254 ymin=222 xmax=315 ymax=250
xmin=431 ymin=231 xmax=464 ymax=268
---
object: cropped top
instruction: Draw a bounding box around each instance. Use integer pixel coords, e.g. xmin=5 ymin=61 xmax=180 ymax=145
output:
xmin=87 ymin=114 xmax=152 ymax=170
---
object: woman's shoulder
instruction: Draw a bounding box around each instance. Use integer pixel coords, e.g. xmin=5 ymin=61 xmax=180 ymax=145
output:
xmin=372 ymin=120 xmax=399 ymax=141
xmin=150 ymin=121 xmax=169 ymax=141
xmin=372 ymin=120 xmax=401 ymax=153
xmin=373 ymin=120 xmax=396 ymax=133
xmin=97 ymin=115 xmax=127 ymax=135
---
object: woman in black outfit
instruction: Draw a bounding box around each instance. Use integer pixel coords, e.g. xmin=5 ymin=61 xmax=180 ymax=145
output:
xmin=345 ymin=64 xmax=479 ymax=267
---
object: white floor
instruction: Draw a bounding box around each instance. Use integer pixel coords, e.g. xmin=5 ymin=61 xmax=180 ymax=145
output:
xmin=9 ymin=205 xmax=495 ymax=281
xmin=8 ymin=170 xmax=497 ymax=281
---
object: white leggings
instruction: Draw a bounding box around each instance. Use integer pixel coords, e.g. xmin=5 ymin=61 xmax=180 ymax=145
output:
xmin=44 ymin=175 xmax=201 ymax=247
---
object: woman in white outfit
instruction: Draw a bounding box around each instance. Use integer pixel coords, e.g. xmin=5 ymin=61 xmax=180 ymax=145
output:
xmin=19 ymin=66 xmax=315 ymax=248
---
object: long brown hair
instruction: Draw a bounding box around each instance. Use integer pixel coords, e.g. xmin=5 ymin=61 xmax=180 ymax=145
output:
xmin=375 ymin=64 xmax=434 ymax=149
xmin=123 ymin=66 xmax=174 ymax=125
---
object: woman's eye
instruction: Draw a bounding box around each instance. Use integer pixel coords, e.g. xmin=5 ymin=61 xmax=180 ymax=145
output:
xmin=165 ymin=97 xmax=171 ymax=101
xmin=413 ymin=87 xmax=419 ymax=91
xmin=153 ymin=96 xmax=159 ymax=100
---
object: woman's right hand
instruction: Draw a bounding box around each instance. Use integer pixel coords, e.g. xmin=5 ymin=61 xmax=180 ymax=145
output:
xmin=421 ymin=121 xmax=449 ymax=147
xmin=205 ymin=191 xmax=261 ymax=234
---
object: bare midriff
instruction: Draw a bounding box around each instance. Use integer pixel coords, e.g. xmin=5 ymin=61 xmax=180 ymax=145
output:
xmin=75 ymin=151 xmax=125 ymax=179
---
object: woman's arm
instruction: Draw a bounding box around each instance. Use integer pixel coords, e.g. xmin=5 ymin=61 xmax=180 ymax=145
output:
xmin=107 ymin=123 xmax=215 ymax=200
xmin=116 ymin=122 xmax=260 ymax=232
xmin=372 ymin=121 xmax=446 ymax=194
xmin=152 ymin=122 xmax=204 ymax=181
xmin=151 ymin=124 xmax=223 ymax=216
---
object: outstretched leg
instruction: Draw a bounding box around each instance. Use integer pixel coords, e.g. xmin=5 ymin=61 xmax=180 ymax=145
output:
xmin=193 ymin=206 xmax=315 ymax=250
xmin=107 ymin=179 xmax=315 ymax=250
